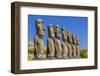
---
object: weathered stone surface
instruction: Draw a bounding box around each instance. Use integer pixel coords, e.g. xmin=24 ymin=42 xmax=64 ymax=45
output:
xmin=55 ymin=25 xmax=61 ymax=38
xmin=47 ymin=24 xmax=55 ymax=59
xmin=34 ymin=36 xmax=46 ymax=59
xmin=48 ymin=24 xmax=55 ymax=38
xmin=34 ymin=19 xmax=46 ymax=59
xmin=75 ymin=36 xmax=80 ymax=58
xmin=67 ymin=32 xmax=73 ymax=58
xmin=61 ymin=27 xmax=69 ymax=58
xmin=55 ymin=25 xmax=62 ymax=58
xmin=35 ymin=19 xmax=45 ymax=37
xmin=72 ymin=35 xmax=77 ymax=58
xmin=55 ymin=38 xmax=62 ymax=58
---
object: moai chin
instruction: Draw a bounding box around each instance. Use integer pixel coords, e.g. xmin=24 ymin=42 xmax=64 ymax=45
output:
xmin=54 ymin=25 xmax=62 ymax=58
xmin=67 ymin=32 xmax=73 ymax=58
xmin=61 ymin=27 xmax=69 ymax=58
xmin=75 ymin=36 xmax=80 ymax=58
xmin=34 ymin=19 xmax=46 ymax=59
xmin=71 ymin=35 xmax=77 ymax=58
xmin=47 ymin=24 xmax=55 ymax=59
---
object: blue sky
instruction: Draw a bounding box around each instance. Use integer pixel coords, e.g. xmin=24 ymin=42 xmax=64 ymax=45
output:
xmin=28 ymin=15 xmax=88 ymax=49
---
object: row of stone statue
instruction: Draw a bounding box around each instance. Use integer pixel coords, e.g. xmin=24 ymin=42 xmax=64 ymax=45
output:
xmin=34 ymin=19 xmax=80 ymax=60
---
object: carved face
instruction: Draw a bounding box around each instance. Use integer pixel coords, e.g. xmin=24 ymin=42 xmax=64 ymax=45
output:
xmin=61 ymin=28 xmax=67 ymax=40
xmin=75 ymin=36 xmax=79 ymax=45
xmin=48 ymin=24 xmax=55 ymax=38
xmin=55 ymin=25 xmax=61 ymax=38
xmin=72 ymin=35 xmax=77 ymax=45
xmin=67 ymin=32 xmax=72 ymax=43
xmin=36 ymin=19 xmax=45 ymax=37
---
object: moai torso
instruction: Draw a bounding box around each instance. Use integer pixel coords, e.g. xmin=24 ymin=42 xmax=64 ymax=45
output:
xmin=47 ymin=24 xmax=55 ymax=59
xmin=34 ymin=36 xmax=46 ymax=59
xmin=61 ymin=27 xmax=69 ymax=58
xmin=34 ymin=19 xmax=46 ymax=59
xmin=55 ymin=25 xmax=62 ymax=58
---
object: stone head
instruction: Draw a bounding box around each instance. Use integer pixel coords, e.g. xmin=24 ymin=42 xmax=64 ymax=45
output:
xmin=36 ymin=19 xmax=45 ymax=37
xmin=75 ymin=35 xmax=79 ymax=45
xmin=67 ymin=32 xmax=72 ymax=43
xmin=61 ymin=27 xmax=67 ymax=40
xmin=55 ymin=25 xmax=61 ymax=38
xmin=72 ymin=35 xmax=77 ymax=45
xmin=48 ymin=24 xmax=55 ymax=38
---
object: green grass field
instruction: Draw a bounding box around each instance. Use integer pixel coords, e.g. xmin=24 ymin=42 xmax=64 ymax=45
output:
xmin=28 ymin=46 xmax=34 ymax=61
xmin=80 ymin=48 xmax=88 ymax=58
xmin=28 ymin=54 xmax=34 ymax=61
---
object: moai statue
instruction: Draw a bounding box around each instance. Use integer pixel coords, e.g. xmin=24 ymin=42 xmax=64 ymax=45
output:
xmin=67 ymin=32 xmax=73 ymax=58
xmin=54 ymin=25 xmax=62 ymax=58
xmin=61 ymin=27 xmax=69 ymax=58
xmin=47 ymin=24 xmax=55 ymax=59
xmin=71 ymin=35 xmax=77 ymax=58
xmin=34 ymin=19 xmax=46 ymax=59
xmin=75 ymin=36 xmax=80 ymax=58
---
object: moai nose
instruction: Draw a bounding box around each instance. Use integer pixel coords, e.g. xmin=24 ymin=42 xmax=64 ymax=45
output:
xmin=43 ymin=29 xmax=45 ymax=31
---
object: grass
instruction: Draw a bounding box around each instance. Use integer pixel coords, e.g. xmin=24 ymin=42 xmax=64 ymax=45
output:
xmin=80 ymin=48 xmax=88 ymax=58
xmin=28 ymin=46 xmax=34 ymax=61
xmin=28 ymin=54 xmax=34 ymax=61
xmin=28 ymin=47 xmax=34 ymax=54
